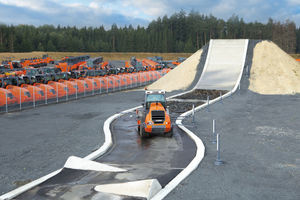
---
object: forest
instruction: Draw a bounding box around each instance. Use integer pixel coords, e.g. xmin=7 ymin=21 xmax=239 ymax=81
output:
xmin=0 ymin=10 xmax=299 ymax=54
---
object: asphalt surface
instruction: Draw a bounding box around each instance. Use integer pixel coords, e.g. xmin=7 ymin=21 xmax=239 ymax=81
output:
xmin=0 ymin=88 xmax=146 ymax=194
xmin=164 ymin=76 xmax=300 ymax=200
xmin=14 ymin=111 xmax=196 ymax=199
xmin=0 ymin=86 xmax=182 ymax=196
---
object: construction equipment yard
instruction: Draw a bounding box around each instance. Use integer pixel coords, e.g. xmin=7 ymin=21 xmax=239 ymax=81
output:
xmin=1 ymin=39 xmax=300 ymax=199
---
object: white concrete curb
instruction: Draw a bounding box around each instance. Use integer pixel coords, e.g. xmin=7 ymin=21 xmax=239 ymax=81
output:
xmin=0 ymin=105 xmax=142 ymax=200
xmin=0 ymin=39 xmax=249 ymax=200
xmin=151 ymin=39 xmax=249 ymax=199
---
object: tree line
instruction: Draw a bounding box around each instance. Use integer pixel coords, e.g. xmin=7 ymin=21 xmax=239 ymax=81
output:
xmin=0 ymin=10 xmax=299 ymax=54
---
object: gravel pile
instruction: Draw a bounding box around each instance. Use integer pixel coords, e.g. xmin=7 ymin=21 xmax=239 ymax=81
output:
xmin=249 ymin=40 xmax=300 ymax=94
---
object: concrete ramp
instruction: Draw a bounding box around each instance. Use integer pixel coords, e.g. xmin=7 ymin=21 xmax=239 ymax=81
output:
xmin=194 ymin=39 xmax=248 ymax=90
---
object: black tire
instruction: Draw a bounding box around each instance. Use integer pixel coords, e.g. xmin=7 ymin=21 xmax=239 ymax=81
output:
xmin=164 ymin=126 xmax=173 ymax=137
xmin=139 ymin=125 xmax=148 ymax=138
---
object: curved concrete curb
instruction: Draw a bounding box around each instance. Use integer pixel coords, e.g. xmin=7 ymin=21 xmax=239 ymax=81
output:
xmin=0 ymin=106 xmax=142 ymax=200
xmin=151 ymin=39 xmax=249 ymax=199
xmin=0 ymin=39 xmax=248 ymax=199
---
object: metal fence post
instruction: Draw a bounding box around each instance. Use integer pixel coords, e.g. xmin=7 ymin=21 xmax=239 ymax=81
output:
xmin=19 ymin=88 xmax=21 ymax=110
xmin=214 ymin=133 xmax=223 ymax=165
xmin=206 ymin=95 xmax=210 ymax=113
xmin=45 ymin=85 xmax=47 ymax=105
xmin=212 ymin=119 xmax=217 ymax=144
xmin=192 ymin=104 xmax=195 ymax=123
xmin=33 ymin=87 xmax=35 ymax=108
xmin=219 ymin=91 xmax=223 ymax=105
xmin=56 ymin=84 xmax=58 ymax=103
xmin=5 ymin=89 xmax=8 ymax=113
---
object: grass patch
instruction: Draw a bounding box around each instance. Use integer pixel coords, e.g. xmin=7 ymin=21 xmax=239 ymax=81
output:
xmin=0 ymin=52 xmax=193 ymax=61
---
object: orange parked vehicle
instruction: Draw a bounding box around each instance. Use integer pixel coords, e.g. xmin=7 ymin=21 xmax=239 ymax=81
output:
xmin=0 ymin=88 xmax=17 ymax=106
xmin=70 ymin=71 xmax=97 ymax=92
xmin=42 ymin=54 xmax=55 ymax=64
xmin=85 ymin=70 xmax=113 ymax=89
xmin=9 ymin=76 xmax=45 ymax=101
xmin=23 ymin=76 xmax=57 ymax=100
xmin=78 ymin=56 xmax=103 ymax=70
xmin=172 ymin=57 xmax=186 ymax=66
xmin=35 ymin=74 xmax=70 ymax=98
xmin=55 ymin=55 xmax=90 ymax=72
xmin=0 ymin=77 xmax=31 ymax=103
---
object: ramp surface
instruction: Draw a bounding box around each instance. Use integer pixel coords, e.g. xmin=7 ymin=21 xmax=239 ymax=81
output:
xmin=194 ymin=39 xmax=248 ymax=90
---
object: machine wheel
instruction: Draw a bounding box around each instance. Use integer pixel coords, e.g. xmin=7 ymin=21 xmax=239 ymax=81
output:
xmin=164 ymin=126 xmax=173 ymax=137
xmin=139 ymin=125 xmax=148 ymax=138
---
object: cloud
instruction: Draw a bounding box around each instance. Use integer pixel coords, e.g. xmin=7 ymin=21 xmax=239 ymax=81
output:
xmin=0 ymin=0 xmax=299 ymax=29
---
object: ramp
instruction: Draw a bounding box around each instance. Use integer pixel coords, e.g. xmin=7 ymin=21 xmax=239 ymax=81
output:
xmin=194 ymin=39 xmax=248 ymax=90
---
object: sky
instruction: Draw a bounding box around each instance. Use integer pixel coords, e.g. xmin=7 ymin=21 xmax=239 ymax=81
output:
xmin=0 ymin=0 xmax=300 ymax=30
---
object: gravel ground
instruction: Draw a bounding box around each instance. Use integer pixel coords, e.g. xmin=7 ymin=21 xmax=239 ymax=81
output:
xmin=164 ymin=76 xmax=300 ymax=200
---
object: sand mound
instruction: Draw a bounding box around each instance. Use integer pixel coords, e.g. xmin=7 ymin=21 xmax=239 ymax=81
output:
xmin=147 ymin=49 xmax=203 ymax=92
xmin=249 ymin=41 xmax=300 ymax=94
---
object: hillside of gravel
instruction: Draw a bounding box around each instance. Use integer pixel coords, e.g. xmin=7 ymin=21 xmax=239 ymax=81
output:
xmin=147 ymin=49 xmax=203 ymax=92
xmin=249 ymin=41 xmax=300 ymax=94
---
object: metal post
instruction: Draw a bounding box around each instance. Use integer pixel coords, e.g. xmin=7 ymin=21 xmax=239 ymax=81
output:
xmin=5 ymin=89 xmax=8 ymax=113
xmin=219 ymin=91 xmax=223 ymax=105
xmin=56 ymin=84 xmax=58 ymax=103
xmin=119 ymin=75 xmax=121 ymax=91
xmin=19 ymin=88 xmax=21 ymax=110
xmin=246 ymin=65 xmax=249 ymax=78
xmin=84 ymin=80 xmax=86 ymax=97
xmin=206 ymin=95 xmax=210 ymax=113
xmin=192 ymin=104 xmax=195 ymax=123
xmin=107 ymin=77 xmax=109 ymax=93
xmin=214 ymin=133 xmax=223 ymax=165
xmin=45 ymin=85 xmax=47 ymax=105
xmin=100 ymin=78 xmax=102 ymax=94
xmin=238 ymin=83 xmax=241 ymax=95
xmin=33 ymin=87 xmax=35 ymax=108
xmin=212 ymin=119 xmax=217 ymax=144
xmin=66 ymin=83 xmax=68 ymax=101
xmin=76 ymin=80 xmax=78 ymax=99
xmin=92 ymin=78 xmax=94 ymax=96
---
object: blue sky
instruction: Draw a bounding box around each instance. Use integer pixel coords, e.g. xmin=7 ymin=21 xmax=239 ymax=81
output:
xmin=0 ymin=0 xmax=300 ymax=29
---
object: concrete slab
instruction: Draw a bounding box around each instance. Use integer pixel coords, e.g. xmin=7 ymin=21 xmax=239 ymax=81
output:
xmin=63 ymin=156 xmax=126 ymax=172
xmin=194 ymin=39 xmax=248 ymax=90
xmin=94 ymin=179 xmax=162 ymax=199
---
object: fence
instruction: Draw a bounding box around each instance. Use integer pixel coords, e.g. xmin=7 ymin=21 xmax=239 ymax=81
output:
xmin=0 ymin=70 xmax=168 ymax=114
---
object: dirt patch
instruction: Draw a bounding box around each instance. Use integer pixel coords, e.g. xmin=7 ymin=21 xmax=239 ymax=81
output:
xmin=166 ymin=101 xmax=204 ymax=113
xmin=249 ymin=41 xmax=300 ymax=94
xmin=173 ymin=89 xmax=228 ymax=100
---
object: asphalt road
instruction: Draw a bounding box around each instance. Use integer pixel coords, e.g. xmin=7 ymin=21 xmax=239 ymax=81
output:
xmin=164 ymin=77 xmax=300 ymax=200
xmin=15 ymin=113 xmax=196 ymax=199
xmin=0 ymin=88 xmax=147 ymax=194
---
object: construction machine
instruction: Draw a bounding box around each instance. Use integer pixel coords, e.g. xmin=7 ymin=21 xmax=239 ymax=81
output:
xmin=137 ymin=90 xmax=173 ymax=138
xmin=172 ymin=57 xmax=186 ymax=66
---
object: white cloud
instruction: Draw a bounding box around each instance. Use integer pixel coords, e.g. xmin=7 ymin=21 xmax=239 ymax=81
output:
xmin=287 ymin=0 xmax=300 ymax=6
xmin=0 ymin=0 xmax=299 ymax=29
